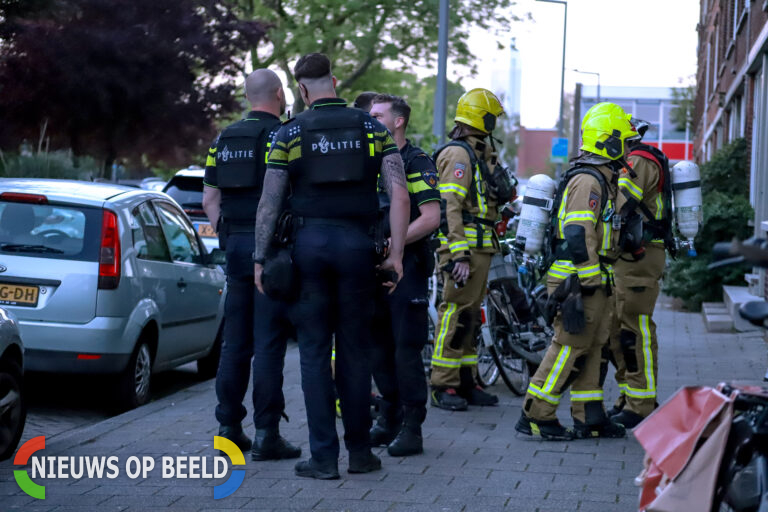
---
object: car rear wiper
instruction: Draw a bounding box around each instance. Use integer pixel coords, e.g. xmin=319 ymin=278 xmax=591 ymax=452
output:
xmin=0 ymin=243 xmax=65 ymax=254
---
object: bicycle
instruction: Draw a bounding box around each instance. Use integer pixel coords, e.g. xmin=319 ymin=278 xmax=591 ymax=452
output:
xmin=478 ymin=239 xmax=553 ymax=395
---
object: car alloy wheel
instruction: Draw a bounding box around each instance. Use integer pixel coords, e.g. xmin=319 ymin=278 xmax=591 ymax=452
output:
xmin=0 ymin=361 xmax=26 ymax=461
xmin=134 ymin=344 xmax=151 ymax=403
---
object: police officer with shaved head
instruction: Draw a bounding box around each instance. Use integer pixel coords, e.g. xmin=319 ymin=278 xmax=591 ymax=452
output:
xmin=203 ymin=68 xmax=301 ymax=462
xmin=253 ymin=53 xmax=410 ymax=479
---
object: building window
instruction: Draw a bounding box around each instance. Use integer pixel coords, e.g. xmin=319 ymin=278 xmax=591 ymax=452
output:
xmin=706 ymin=40 xmax=712 ymax=99
xmin=733 ymin=0 xmax=747 ymax=36
xmin=729 ymin=95 xmax=744 ymax=140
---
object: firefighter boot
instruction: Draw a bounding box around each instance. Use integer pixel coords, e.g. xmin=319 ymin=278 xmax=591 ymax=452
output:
xmin=430 ymin=388 xmax=468 ymax=411
xmin=515 ymin=412 xmax=574 ymax=441
xmin=459 ymin=366 xmax=498 ymax=406
xmin=572 ymin=418 xmax=626 ymax=439
xmin=611 ymin=409 xmax=645 ymax=429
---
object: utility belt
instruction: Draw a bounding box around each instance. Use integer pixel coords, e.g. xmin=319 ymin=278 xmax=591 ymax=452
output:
xmin=547 ymin=248 xmax=615 ymax=296
xmin=295 ymin=214 xmax=385 ymax=258
xmin=217 ymin=218 xmax=255 ymax=250
xmin=461 ymin=211 xmax=496 ymax=249
xmin=221 ymin=219 xmax=256 ymax=234
xmin=295 ymin=215 xmax=377 ymax=236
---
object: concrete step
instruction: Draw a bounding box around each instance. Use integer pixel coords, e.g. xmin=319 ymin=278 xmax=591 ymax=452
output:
xmin=723 ymin=285 xmax=763 ymax=332
xmin=703 ymin=302 xmax=729 ymax=315
xmin=702 ymin=302 xmax=733 ymax=332
xmin=703 ymin=315 xmax=734 ymax=333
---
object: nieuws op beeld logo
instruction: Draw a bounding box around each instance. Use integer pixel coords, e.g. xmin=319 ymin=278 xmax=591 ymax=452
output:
xmin=13 ymin=436 xmax=245 ymax=500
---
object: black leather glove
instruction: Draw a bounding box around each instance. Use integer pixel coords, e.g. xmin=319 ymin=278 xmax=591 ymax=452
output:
xmin=546 ymin=274 xmax=586 ymax=334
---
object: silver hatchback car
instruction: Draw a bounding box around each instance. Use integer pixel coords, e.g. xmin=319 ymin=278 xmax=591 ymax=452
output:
xmin=0 ymin=179 xmax=226 ymax=409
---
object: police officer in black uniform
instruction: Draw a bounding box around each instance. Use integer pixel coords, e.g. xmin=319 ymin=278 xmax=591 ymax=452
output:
xmin=352 ymin=91 xmax=378 ymax=112
xmin=252 ymin=53 xmax=410 ymax=479
xmin=202 ymin=69 xmax=301 ymax=461
xmin=368 ymin=94 xmax=440 ymax=457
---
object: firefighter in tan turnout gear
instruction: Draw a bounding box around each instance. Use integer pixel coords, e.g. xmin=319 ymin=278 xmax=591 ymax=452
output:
xmin=607 ymin=119 xmax=674 ymax=428
xmin=515 ymin=102 xmax=638 ymax=440
xmin=430 ymin=88 xmax=517 ymax=411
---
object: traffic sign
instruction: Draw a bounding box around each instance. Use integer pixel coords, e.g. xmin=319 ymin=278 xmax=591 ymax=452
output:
xmin=550 ymin=137 xmax=569 ymax=164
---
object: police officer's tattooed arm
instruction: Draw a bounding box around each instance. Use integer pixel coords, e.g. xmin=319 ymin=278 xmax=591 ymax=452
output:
xmin=252 ymin=167 xmax=289 ymax=293
xmin=379 ymin=153 xmax=410 ymax=289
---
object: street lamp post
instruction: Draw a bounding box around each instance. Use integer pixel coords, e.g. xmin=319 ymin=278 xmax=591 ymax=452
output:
xmin=572 ymin=68 xmax=601 ymax=102
xmin=536 ymin=0 xmax=567 ymax=177
xmin=432 ymin=0 xmax=450 ymax=145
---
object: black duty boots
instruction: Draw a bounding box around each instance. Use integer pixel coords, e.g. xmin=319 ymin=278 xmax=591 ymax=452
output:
xmin=218 ymin=424 xmax=252 ymax=452
xmin=348 ymin=449 xmax=382 ymax=474
xmin=369 ymin=399 xmax=401 ymax=447
xmin=251 ymin=427 xmax=302 ymax=461
xmin=387 ymin=406 xmax=426 ymax=457
xmin=294 ymin=458 xmax=340 ymax=480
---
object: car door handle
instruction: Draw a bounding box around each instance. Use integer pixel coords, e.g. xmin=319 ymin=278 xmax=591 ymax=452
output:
xmin=177 ymin=278 xmax=187 ymax=289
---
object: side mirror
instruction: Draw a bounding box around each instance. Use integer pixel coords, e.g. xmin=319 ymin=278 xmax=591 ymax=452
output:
xmin=206 ymin=248 xmax=226 ymax=266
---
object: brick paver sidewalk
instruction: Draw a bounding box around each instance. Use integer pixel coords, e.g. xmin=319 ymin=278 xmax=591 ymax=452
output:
xmin=1 ymin=296 xmax=766 ymax=512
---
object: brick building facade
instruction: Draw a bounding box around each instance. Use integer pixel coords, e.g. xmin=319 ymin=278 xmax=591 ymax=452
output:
xmin=694 ymin=0 xmax=768 ymax=295
xmin=695 ymin=0 xmax=768 ymax=238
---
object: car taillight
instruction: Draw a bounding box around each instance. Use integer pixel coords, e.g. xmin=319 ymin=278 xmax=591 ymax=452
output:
xmin=480 ymin=307 xmax=487 ymax=325
xmin=98 ymin=210 xmax=121 ymax=290
xmin=0 ymin=192 xmax=48 ymax=204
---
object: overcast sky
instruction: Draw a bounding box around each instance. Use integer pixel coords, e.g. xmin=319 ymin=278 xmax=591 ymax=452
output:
xmin=456 ymin=0 xmax=700 ymax=129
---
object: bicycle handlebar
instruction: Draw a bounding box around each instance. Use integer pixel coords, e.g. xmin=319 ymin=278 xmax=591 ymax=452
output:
xmin=708 ymin=238 xmax=768 ymax=269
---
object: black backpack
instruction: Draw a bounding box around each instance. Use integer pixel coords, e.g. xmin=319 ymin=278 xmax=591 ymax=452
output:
xmin=625 ymin=144 xmax=676 ymax=258
xmin=543 ymin=165 xmax=609 ymax=268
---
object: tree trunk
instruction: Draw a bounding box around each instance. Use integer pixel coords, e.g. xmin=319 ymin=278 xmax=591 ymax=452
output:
xmin=69 ymin=130 xmax=81 ymax=169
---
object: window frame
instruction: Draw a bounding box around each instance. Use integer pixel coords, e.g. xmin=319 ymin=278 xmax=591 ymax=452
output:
xmin=151 ymin=200 xmax=204 ymax=266
xmin=130 ymin=201 xmax=171 ymax=263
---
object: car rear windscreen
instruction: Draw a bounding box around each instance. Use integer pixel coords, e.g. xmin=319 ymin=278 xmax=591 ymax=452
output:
xmin=164 ymin=177 xmax=203 ymax=211
xmin=0 ymin=201 xmax=101 ymax=261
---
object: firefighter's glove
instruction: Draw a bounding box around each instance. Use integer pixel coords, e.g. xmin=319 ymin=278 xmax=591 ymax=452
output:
xmin=546 ymin=275 xmax=585 ymax=334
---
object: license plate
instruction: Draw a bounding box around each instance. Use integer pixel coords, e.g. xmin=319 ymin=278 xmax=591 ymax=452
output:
xmin=196 ymin=223 xmax=217 ymax=238
xmin=0 ymin=283 xmax=40 ymax=307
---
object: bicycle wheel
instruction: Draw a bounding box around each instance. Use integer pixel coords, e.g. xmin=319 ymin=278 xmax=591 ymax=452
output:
xmin=485 ymin=293 xmax=531 ymax=396
xmin=422 ymin=340 xmax=434 ymax=377
xmin=488 ymin=345 xmax=530 ymax=396
xmin=476 ymin=338 xmax=499 ymax=387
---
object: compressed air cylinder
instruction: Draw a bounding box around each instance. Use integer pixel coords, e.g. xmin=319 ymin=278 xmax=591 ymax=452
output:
xmin=515 ymin=174 xmax=556 ymax=256
xmin=671 ymin=161 xmax=703 ymax=256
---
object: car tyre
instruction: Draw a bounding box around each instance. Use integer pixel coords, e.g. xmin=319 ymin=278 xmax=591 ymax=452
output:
xmin=118 ymin=342 xmax=152 ymax=410
xmin=197 ymin=327 xmax=222 ymax=380
xmin=0 ymin=359 xmax=26 ymax=461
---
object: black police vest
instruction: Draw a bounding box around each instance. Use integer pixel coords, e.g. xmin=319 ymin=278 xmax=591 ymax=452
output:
xmin=289 ymin=106 xmax=381 ymax=219
xmin=215 ymin=117 xmax=279 ymax=222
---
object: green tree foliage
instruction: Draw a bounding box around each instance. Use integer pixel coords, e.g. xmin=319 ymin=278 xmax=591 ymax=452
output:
xmin=664 ymin=138 xmax=753 ymax=311
xmin=403 ymin=76 xmax=466 ymax=149
xmin=0 ymin=151 xmax=99 ymax=180
xmin=344 ymin=72 xmax=464 ymax=149
xmin=235 ymin=0 xmax=524 ymax=111
xmin=0 ymin=0 xmax=268 ymax=175
xmin=670 ymin=83 xmax=695 ymax=132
